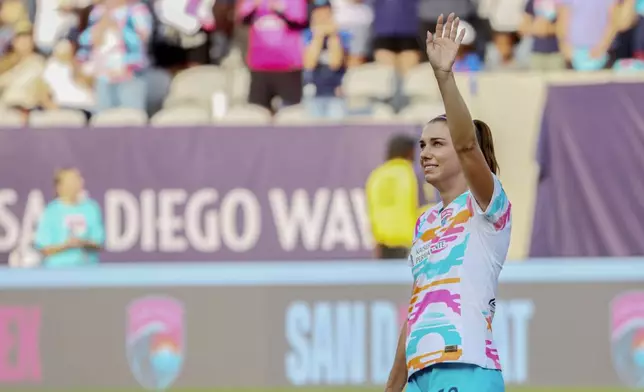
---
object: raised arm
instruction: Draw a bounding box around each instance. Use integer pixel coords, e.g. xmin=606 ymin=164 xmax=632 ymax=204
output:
xmin=425 ymin=14 xmax=495 ymax=210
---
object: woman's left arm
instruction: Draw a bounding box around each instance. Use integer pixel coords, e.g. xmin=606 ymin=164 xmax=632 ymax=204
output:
xmin=427 ymin=14 xmax=495 ymax=210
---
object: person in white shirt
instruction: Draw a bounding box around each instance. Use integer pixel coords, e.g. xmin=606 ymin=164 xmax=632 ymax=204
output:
xmin=32 ymin=0 xmax=93 ymax=54
xmin=40 ymin=39 xmax=95 ymax=116
xmin=330 ymin=0 xmax=373 ymax=67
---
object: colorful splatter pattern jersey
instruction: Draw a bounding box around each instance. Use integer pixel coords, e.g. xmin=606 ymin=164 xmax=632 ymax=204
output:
xmin=405 ymin=175 xmax=512 ymax=377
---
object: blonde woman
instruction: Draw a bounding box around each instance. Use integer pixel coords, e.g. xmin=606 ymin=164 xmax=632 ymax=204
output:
xmin=34 ymin=168 xmax=105 ymax=268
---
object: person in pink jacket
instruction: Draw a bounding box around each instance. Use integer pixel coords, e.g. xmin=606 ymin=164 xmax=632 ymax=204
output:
xmin=238 ymin=0 xmax=308 ymax=110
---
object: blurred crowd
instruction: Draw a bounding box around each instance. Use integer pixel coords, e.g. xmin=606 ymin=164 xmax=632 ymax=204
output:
xmin=0 ymin=0 xmax=642 ymax=122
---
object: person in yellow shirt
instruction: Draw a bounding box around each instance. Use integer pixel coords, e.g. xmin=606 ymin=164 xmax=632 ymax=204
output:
xmin=366 ymin=134 xmax=425 ymax=259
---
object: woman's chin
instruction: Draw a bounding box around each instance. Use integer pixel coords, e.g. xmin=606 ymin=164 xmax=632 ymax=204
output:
xmin=424 ymin=171 xmax=442 ymax=183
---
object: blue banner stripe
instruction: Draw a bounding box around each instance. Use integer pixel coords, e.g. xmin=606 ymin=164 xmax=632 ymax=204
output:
xmin=0 ymin=259 xmax=643 ymax=289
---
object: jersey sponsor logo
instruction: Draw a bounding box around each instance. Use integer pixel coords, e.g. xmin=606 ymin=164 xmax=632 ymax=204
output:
xmin=430 ymin=240 xmax=447 ymax=254
xmin=410 ymin=239 xmax=448 ymax=267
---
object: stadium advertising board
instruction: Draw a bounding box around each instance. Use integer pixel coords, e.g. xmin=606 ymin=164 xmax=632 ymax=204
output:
xmin=0 ymin=260 xmax=642 ymax=389
xmin=0 ymin=126 xmax=418 ymax=263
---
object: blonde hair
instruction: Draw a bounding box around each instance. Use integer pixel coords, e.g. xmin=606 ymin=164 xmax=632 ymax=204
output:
xmin=53 ymin=167 xmax=77 ymax=196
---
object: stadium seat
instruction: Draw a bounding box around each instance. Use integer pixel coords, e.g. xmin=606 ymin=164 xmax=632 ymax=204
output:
xmin=345 ymin=103 xmax=397 ymax=123
xmin=169 ymin=65 xmax=228 ymax=102
xmin=215 ymin=104 xmax=272 ymax=125
xmin=229 ymin=68 xmax=251 ymax=105
xmin=0 ymin=108 xmax=25 ymax=127
xmin=172 ymin=65 xmax=225 ymax=84
xmin=29 ymin=109 xmax=87 ymax=128
xmin=220 ymin=47 xmax=245 ymax=70
xmin=398 ymin=102 xmax=445 ymax=124
xmin=403 ymin=64 xmax=442 ymax=104
xmin=162 ymin=95 xmax=211 ymax=111
xmin=274 ymin=104 xmax=345 ymax=125
xmin=150 ymin=107 xmax=211 ymax=126
xmin=342 ymin=63 xmax=396 ymax=102
xmin=90 ymin=108 xmax=148 ymax=127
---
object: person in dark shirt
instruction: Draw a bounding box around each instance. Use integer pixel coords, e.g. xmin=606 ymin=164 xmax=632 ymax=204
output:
xmin=520 ymin=0 xmax=565 ymax=71
xmin=372 ymin=0 xmax=420 ymax=75
xmin=302 ymin=0 xmax=350 ymax=119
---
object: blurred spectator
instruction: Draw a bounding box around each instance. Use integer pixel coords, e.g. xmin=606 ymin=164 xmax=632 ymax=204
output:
xmin=365 ymin=134 xmax=420 ymax=260
xmin=372 ymin=0 xmax=420 ymax=75
xmin=150 ymin=0 xmax=217 ymax=68
xmin=0 ymin=22 xmax=46 ymax=112
xmin=612 ymin=0 xmax=644 ymax=70
xmin=330 ymin=0 xmax=373 ymax=67
xmin=238 ymin=0 xmax=307 ymax=111
xmin=38 ymin=39 xmax=94 ymax=116
xmin=34 ymin=168 xmax=104 ymax=268
xmin=520 ymin=0 xmax=564 ymax=71
xmin=556 ymin=0 xmax=618 ymax=71
xmin=303 ymin=0 xmax=349 ymax=119
xmin=453 ymin=20 xmax=484 ymax=71
xmin=484 ymin=0 xmax=527 ymax=70
xmin=0 ymin=0 xmax=30 ymax=55
xmin=33 ymin=0 xmax=92 ymax=55
xmin=76 ymin=0 xmax=153 ymax=112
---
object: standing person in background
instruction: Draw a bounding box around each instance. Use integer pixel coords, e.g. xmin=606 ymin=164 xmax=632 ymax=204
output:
xmin=32 ymin=0 xmax=92 ymax=55
xmin=486 ymin=0 xmax=526 ymax=70
xmin=0 ymin=0 xmax=30 ymax=56
xmin=76 ymin=0 xmax=153 ymax=113
xmin=556 ymin=0 xmax=618 ymax=71
xmin=611 ymin=0 xmax=644 ymax=70
xmin=520 ymin=0 xmax=565 ymax=71
xmin=330 ymin=0 xmax=373 ymax=67
xmin=372 ymin=0 xmax=421 ymax=75
xmin=35 ymin=168 xmax=105 ymax=268
xmin=303 ymin=0 xmax=350 ymax=119
xmin=238 ymin=0 xmax=307 ymax=111
xmin=366 ymin=134 xmax=423 ymax=260
xmin=38 ymin=39 xmax=95 ymax=117
xmin=0 ymin=22 xmax=46 ymax=115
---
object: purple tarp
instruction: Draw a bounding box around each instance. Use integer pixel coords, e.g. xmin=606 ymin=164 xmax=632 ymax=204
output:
xmin=0 ymin=125 xmax=420 ymax=262
xmin=530 ymin=83 xmax=644 ymax=257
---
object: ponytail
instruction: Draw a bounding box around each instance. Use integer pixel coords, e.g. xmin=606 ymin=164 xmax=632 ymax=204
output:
xmin=473 ymin=119 xmax=499 ymax=175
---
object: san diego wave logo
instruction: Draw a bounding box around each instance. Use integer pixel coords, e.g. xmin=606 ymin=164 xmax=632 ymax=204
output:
xmin=126 ymin=296 xmax=185 ymax=390
xmin=610 ymin=291 xmax=644 ymax=388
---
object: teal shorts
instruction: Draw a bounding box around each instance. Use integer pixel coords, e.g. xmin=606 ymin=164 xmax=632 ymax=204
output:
xmin=407 ymin=363 xmax=505 ymax=392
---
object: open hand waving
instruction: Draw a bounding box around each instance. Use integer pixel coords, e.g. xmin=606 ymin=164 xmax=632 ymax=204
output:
xmin=426 ymin=13 xmax=466 ymax=74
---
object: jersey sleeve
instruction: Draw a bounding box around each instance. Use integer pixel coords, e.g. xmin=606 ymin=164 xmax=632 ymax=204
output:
xmin=469 ymin=174 xmax=511 ymax=232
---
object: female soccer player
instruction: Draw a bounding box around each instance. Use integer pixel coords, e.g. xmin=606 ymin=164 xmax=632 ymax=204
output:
xmin=385 ymin=13 xmax=512 ymax=392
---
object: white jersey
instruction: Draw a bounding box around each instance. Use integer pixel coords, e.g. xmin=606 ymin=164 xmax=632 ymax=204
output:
xmin=405 ymin=175 xmax=512 ymax=377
